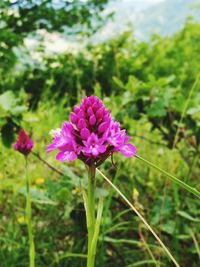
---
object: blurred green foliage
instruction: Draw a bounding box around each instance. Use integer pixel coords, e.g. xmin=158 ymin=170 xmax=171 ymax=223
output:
xmin=1 ymin=20 xmax=200 ymax=149
xmin=0 ymin=0 xmax=110 ymax=93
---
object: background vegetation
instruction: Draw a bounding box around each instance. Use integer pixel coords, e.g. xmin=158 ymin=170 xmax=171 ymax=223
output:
xmin=0 ymin=1 xmax=200 ymax=266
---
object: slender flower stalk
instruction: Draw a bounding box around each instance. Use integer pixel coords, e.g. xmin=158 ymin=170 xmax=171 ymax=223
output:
xmin=14 ymin=129 xmax=35 ymax=267
xmin=85 ymin=164 xmax=97 ymax=267
xmin=25 ymin=157 xmax=35 ymax=267
xmin=90 ymin=197 xmax=103 ymax=263
xmin=84 ymin=166 xmax=104 ymax=267
xmin=47 ymin=96 xmax=136 ymax=266
xmin=87 ymin=165 xmax=96 ymax=267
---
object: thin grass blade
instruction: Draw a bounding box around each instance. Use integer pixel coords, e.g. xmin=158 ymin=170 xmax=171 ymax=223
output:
xmin=97 ymin=168 xmax=180 ymax=267
xmin=136 ymin=155 xmax=200 ymax=199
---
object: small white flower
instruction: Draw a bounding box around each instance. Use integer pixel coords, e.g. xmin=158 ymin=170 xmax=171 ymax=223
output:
xmin=49 ymin=128 xmax=61 ymax=138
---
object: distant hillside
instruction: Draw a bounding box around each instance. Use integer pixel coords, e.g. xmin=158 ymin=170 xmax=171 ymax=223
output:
xmin=135 ymin=0 xmax=200 ymax=38
xmin=96 ymin=0 xmax=200 ymax=41
xmin=24 ymin=0 xmax=200 ymax=53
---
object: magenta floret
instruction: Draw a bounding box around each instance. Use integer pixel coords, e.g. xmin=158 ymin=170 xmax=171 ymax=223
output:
xmin=14 ymin=129 xmax=34 ymax=156
xmin=47 ymin=96 xmax=136 ymax=166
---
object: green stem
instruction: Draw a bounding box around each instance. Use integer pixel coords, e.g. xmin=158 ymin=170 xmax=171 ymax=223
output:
xmin=136 ymin=155 xmax=200 ymax=199
xmin=91 ymin=198 xmax=103 ymax=257
xmin=87 ymin=164 xmax=96 ymax=267
xmin=25 ymin=157 xmax=35 ymax=267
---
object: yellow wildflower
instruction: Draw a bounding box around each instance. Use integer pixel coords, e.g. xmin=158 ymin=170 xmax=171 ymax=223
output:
xmin=18 ymin=216 xmax=25 ymax=224
xmin=72 ymin=186 xmax=81 ymax=195
xmin=35 ymin=178 xmax=45 ymax=185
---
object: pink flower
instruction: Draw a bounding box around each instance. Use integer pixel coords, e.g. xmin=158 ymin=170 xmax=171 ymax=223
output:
xmin=47 ymin=96 xmax=136 ymax=166
xmin=14 ymin=129 xmax=34 ymax=156
xmin=83 ymin=133 xmax=106 ymax=156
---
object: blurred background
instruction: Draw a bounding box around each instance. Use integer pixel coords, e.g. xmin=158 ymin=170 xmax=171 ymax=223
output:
xmin=0 ymin=0 xmax=200 ymax=266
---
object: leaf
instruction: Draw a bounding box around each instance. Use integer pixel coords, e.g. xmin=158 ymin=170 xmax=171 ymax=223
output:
xmin=163 ymin=90 xmax=173 ymax=106
xmin=161 ymin=220 xmax=176 ymax=235
xmin=95 ymin=187 xmax=109 ymax=198
xmin=1 ymin=123 xmax=15 ymax=147
xmin=19 ymin=187 xmax=57 ymax=205
xmin=0 ymin=91 xmax=28 ymax=120
xmin=23 ymin=113 xmax=39 ymax=122
xmin=177 ymin=211 xmax=200 ymax=222
xmin=165 ymin=75 xmax=176 ymax=84
xmin=187 ymin=107 xmax=200 ymax=115
xmin=62 ymin=165 xmax=79 ymax=180
xmin=0 ymin=106 xmax=7 ymax=117
xmin=11 ymin=105 xmax=27 ymax=116
xmin=0 ymin=91 xmax=16 ymax=112
xmin=112 ymin=76 xmax=126 ymax=90
xmin=61 ymin=165 xmax=87 ymax=187
xmin=0 ymin=118 xmax=6 ymax=128
xmin=171 ymin=94 xmax=185 ymax=113
xmin=147 ymin=99 xmax=167 ymax=118
xmin=56 ymin=188 xmax=69 ymax=203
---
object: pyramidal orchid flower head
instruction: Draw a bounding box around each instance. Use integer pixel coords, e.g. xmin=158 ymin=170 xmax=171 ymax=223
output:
xmin=14 ymin=129 xmax=34 ymax=156
xmin=47 ymin=96 xmax=136 ymax=166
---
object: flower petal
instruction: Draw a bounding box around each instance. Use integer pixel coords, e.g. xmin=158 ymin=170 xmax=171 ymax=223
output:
xmin=81 ymin=128 xmax=90 ymax=139
xmin=56 ymin=151 xmax=77 ymax=161
xmin=98 ymin=145 xmax=106 ymax=153
xmin=120 ymin=143 xmax=136 ymax=157
xmin=46 ymin=143 xmax=57 ymax=153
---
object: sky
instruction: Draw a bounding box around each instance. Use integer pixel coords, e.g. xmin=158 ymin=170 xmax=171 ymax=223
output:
xmin=123 ymin=0 xmax=160 ymax=1
xmin=105 ymin=0 xmax=165 ymax=14
xmin=120 ymin=0 xmax=163 ymax=3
